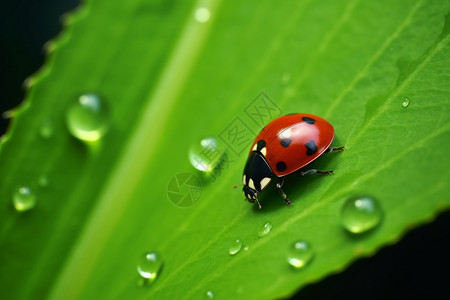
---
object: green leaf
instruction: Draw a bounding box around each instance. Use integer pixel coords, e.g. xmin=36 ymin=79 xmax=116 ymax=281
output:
xmin=1 ymin=0 xmax=450 ymax=299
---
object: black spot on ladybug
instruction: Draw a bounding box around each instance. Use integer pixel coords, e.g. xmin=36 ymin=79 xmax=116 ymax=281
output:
xmin=276 ymin=162 xmax=287 ymax=172
xmin=302 ymin=117 xmax=315 ymax=125
xmin=257 ymin=140 xmax=266 ymax=151
xmin=281 ymin=138 xmax=291 ymax=147
xmin=305 ymin=140 xmax=317 ymax=156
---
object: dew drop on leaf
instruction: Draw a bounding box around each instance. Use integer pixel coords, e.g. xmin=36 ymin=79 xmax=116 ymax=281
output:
xmin=66 ymin=93 xmax=110 ymax=142
xmin=137 ymin=252 xmax=163 ymax=282
xmin=287 ymin=240 xmax=314 ymax=269
xmin=402 ymin=98 xmax=410 ymax=108
xmin=340 ymin=196 xmax=382 ymax=234
xmin=39 ymin=118 xmax=54 ymax=139
xmin=205 ymin=290 xmax=214 ymax=299
xmin=189 ymin=136 xmax=225 ymax=173
xmin=12 ymin=186 xmax=36 ymax=212
xmin=229 ymin=239 xmax=243 ymax=255
xmin=258 ymin=222 xmax=272 ymax=237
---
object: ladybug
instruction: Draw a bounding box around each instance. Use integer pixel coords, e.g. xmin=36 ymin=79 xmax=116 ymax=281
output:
xmin=242 ymin=113 xmax=344 ymax=209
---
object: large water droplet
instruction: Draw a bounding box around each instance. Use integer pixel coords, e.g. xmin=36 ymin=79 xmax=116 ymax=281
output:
xmin=341 ymin=196 xmax=382 ymax=234
xmin=137 ymin=252 xmax=163 ymax=281
xmin=258 ymin=222 xmax=272 ymax=237
xmin=66 ymin=93 xmax=110 ymax=142
xmin=402 ymin=98 xmax=410 ymax=108
xmin=206 ymin=290 xmax=214 ymax=299
xmin=229 ymin=239 xmax=243 ymax=255
xmin=287 ymin=240 xmax=314 ymax=269
xmin=39 ymin=118 xmax=54 ymax=139
xmin=12 ymin=186 xmax=36 ymax=212
xmin=189 ymin=137 xmax=225 ymax=173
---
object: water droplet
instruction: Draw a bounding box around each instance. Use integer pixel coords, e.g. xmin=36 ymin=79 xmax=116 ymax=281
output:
xmin=137 ymin=252 xmax=163 ymax=281
xmin=229 ymin=239 xmax=243 ymax=255
xmin=189 ymin=137 xmax=225 ymax=173
xmin=39 ymin=118 xmax=54 ymax=139
xmin=287 ymin=240 xmax=314 ymax=269
xmin=195 ymin=7 xmax=210 ymax=23
xmin=38 ymin=175 xmax=49 ymax=188
xmin=12 ymin=186 xmax=36 ymax=212
xmin=258 ymin=222 xmax=272 ymax=237
xmin=402 ymin=98 xmax=410 ymax=108
xmin=341 ymin=196 xmax=382 ymax=234
xmin=66 ymin=93 xmax=110 ymax=142
xmin=206 ymin=290 xmax=214 ymax=299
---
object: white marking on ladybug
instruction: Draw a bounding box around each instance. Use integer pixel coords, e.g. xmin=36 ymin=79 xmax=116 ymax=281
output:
xmin=260 ymin=177 xmax=271 ymax=190
xmin=248 ymin=178 xmax=256 ymax=190
xmin=243 ymin=174 xmax=246 ymax=185
xmin=247 ymin=194 xmax=252 ymax=200
xmin=252 ymin=144 xmax=257 ymax=151
xmin=260 ymin=147 xmax=267 ymax=157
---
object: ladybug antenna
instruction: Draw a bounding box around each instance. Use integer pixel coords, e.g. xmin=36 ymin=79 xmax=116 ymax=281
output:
xmin=233 ymin=184 xmax=244 ymax=189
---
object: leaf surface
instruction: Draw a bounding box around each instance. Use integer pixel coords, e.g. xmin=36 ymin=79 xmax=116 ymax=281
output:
xmin=1 ymin=0 xmax=449 ymax=299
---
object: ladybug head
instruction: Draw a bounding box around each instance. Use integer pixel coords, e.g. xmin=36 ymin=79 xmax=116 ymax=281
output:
xmin=242 ymin=151 xmax=274 ymax=209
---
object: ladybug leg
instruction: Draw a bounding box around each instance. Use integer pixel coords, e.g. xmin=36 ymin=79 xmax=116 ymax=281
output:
xmin=300 ymin=169 xmax=333 ymax=176
xmin=299 ymin=147 xmax=343 ymax=176
xmin=276 ymin=179 xmax=292 ymax=207
xmin=255 ymin=197 xmax=262 ymax=210
xmin=324 ymin=146 xmax=345 ymax=153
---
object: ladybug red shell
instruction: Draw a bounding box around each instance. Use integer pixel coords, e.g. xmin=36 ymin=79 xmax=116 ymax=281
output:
xmin=242 ymin=113 xmax=343 ymax=209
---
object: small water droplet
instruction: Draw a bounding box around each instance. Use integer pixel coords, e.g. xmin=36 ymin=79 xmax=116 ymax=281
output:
xmin=38 ymin=175 xmax=49 ymax=188
xmin=206 ymin=290 xmax=214 ymax=299
xmin=287 ymin=240 xmax=314 ymax=269
xmin=39 ymin=118 xmax=54 ymax=139
xmin=229 ymin=239 xmax=243 ymax=255
xmin=258 ymin=222 xmax=272 ymax=237
xmin=66 ymin=93 xmax=110 ymax=142
xmin=195 ymin=7 xmax=211 ymax=23
xmin=189 ymin=137 xmax=225 ymax=173
xmin=12 ymin=186 xmax=36 ymax=212
xmin=402 ymin=98 xmax=410 ymax=108
xmin=341 ymin=196 xmax=382 ymax=234
xmin=137 ymin=252 xmax=163 ymax=282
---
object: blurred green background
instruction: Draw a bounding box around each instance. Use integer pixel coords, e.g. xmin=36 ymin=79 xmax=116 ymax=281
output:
xmin=1 ymin=0 xmax=449 ymax=299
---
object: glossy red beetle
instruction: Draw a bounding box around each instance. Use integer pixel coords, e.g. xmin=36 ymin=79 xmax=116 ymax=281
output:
xmin=241 ymin=113 xmax=344 ymax=209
